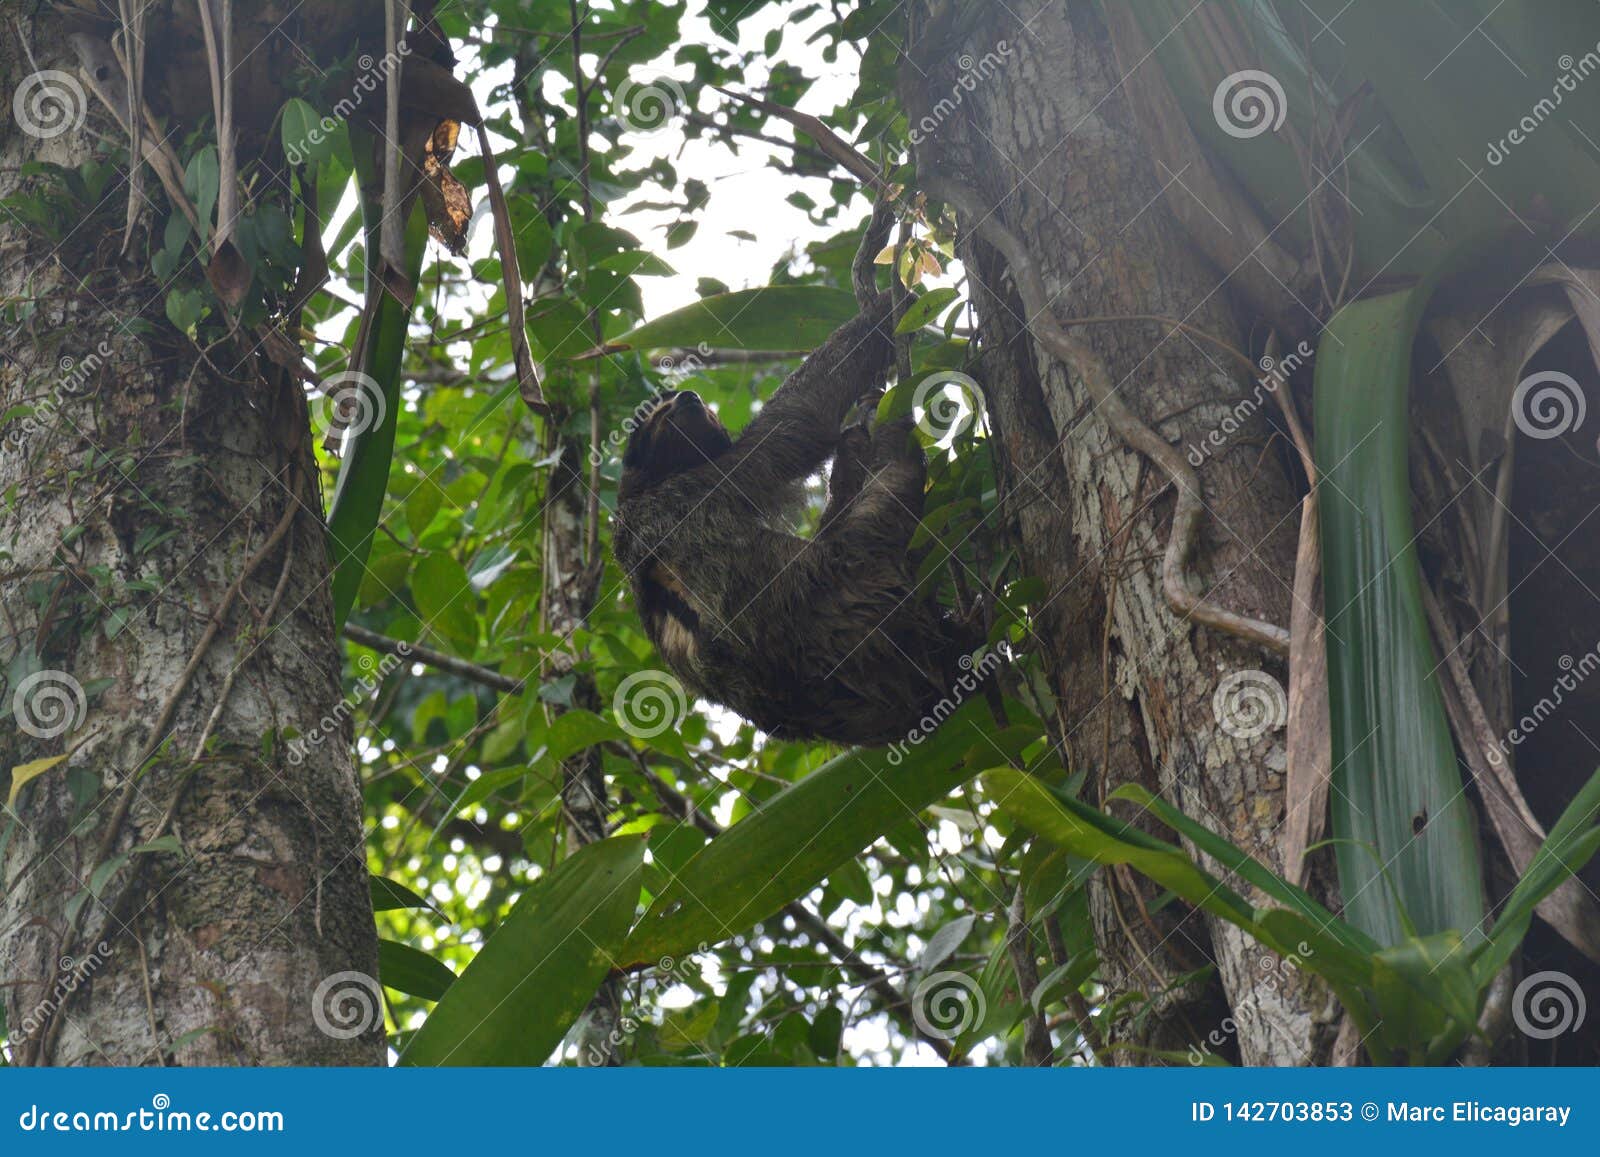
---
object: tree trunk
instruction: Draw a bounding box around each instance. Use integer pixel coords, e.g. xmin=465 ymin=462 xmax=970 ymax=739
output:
xmin=909 ymin=0 xmax=1335 ymax=1064
xmin=1 ymin=10 xmax=380 ymax=1065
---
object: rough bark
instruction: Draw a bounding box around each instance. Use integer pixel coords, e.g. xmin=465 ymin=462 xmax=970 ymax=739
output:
xmin=909 ymin=1 xmax=1334 ymax=1064
xmin=1 ymin=10 xmax=380 ymax=1065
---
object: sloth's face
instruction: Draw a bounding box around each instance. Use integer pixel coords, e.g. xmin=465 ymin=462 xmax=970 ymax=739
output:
xmin=620 ymin=390 xmax=733 ymax=498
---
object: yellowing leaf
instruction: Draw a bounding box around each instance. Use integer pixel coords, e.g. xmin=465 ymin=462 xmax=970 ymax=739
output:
xmin=8 ymin=755 xmax=68 ymax=808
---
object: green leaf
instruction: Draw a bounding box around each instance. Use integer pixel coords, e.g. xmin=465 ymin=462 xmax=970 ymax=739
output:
xmin=953 ymin=939 xmax=1022 ymax=1056
xmin=325 ymin=129 xmax=430 ymax=630
xmin=603 ymin=287 xmax=861 ymax=353
xmin=1315 ymin=288 xmax=1485 ymax=946
xmin=982 ymin=769 xmax=1256 ymax=933
xmin=620 ymin=706 xmax=1021 ymax=966
xmin=379 ymin=940 xmax=457 ymax=1001
xmin=809 ymin=1006 xmax=844 ymax=1060
xmin=545 ymin=710 xmax=627 ymax=764
xmin=1475 ymin=765 xmax=1600 ymax=984
xmin=183 ymin=146 xmax=219 ymax=248
xmin=370 ymin=875 xmax=436 ymax=913
xmin=411 ymin=553 xmax=478 ymax=652
xmin=448 ymin=765 xmax=533 ymax=816
xmin=405 ymin=486 xmax=443 ymax=538
xmin=164 ymin=288 xmax=207 ymax=335
xmin=280 ymin=98 xmax=335 ymax=165
xmin=1108 ymin=783 xmax=1376 ymax=957
xmin=895 ymin=288 xmax=960 ymax=334
xmin=400 ymin=836 xmax=644 ymax=1066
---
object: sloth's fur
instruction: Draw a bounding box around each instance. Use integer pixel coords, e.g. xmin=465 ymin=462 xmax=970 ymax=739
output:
xmin=613 ymin=296 xmax=969 ymax=746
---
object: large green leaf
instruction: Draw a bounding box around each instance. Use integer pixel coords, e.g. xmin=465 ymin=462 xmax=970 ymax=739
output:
xmin=620 ymin=705 xmax=1026 ymax=967
xmin=400 ymin=836 xmax=644 ymax=1066
xmin=1475 ymin=765 xmax=1600 ymax=984
xmin=983 ymin=770 xmax=1256 ymax=939
xmin=1108 ymin=783 xmax=1377 ymax=958
xmin=325 ymin=127 xmax=429 ymax=629
xmin=378 ymin=940 xmax=457 ymax=1002
xmin=1315 ymin=288 xmax=1485 ymax=947
xmin=600 ymin=287 xmax=860 ymax=353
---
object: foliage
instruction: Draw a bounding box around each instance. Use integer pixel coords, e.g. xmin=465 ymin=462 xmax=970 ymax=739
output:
xmin=984 ymin=766 xmax=1600 ymax=1064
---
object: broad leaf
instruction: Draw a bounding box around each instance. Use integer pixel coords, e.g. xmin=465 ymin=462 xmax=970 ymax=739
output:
xmin=401 ymin=836 xmax=644 ymax=1066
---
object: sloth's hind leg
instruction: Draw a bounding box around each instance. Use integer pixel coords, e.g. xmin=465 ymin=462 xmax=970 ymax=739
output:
xmin=820 ymin=416 xmax=925 ymax=556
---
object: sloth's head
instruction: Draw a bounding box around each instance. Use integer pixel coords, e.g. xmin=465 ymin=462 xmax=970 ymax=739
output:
xmin=620 ymin=390 xmax=733 ymax=499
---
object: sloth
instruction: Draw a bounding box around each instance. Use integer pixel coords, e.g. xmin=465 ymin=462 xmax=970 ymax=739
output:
xmin=612 ymin=295 xmax=971 ymax=747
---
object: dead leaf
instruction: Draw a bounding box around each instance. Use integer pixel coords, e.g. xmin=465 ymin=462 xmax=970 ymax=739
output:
xmin=8 ymin=755 xmax=69 ymax=809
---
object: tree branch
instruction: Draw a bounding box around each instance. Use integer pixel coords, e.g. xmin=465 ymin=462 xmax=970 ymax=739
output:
xmin=343 ymin=623 xmax=524 ymax=694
